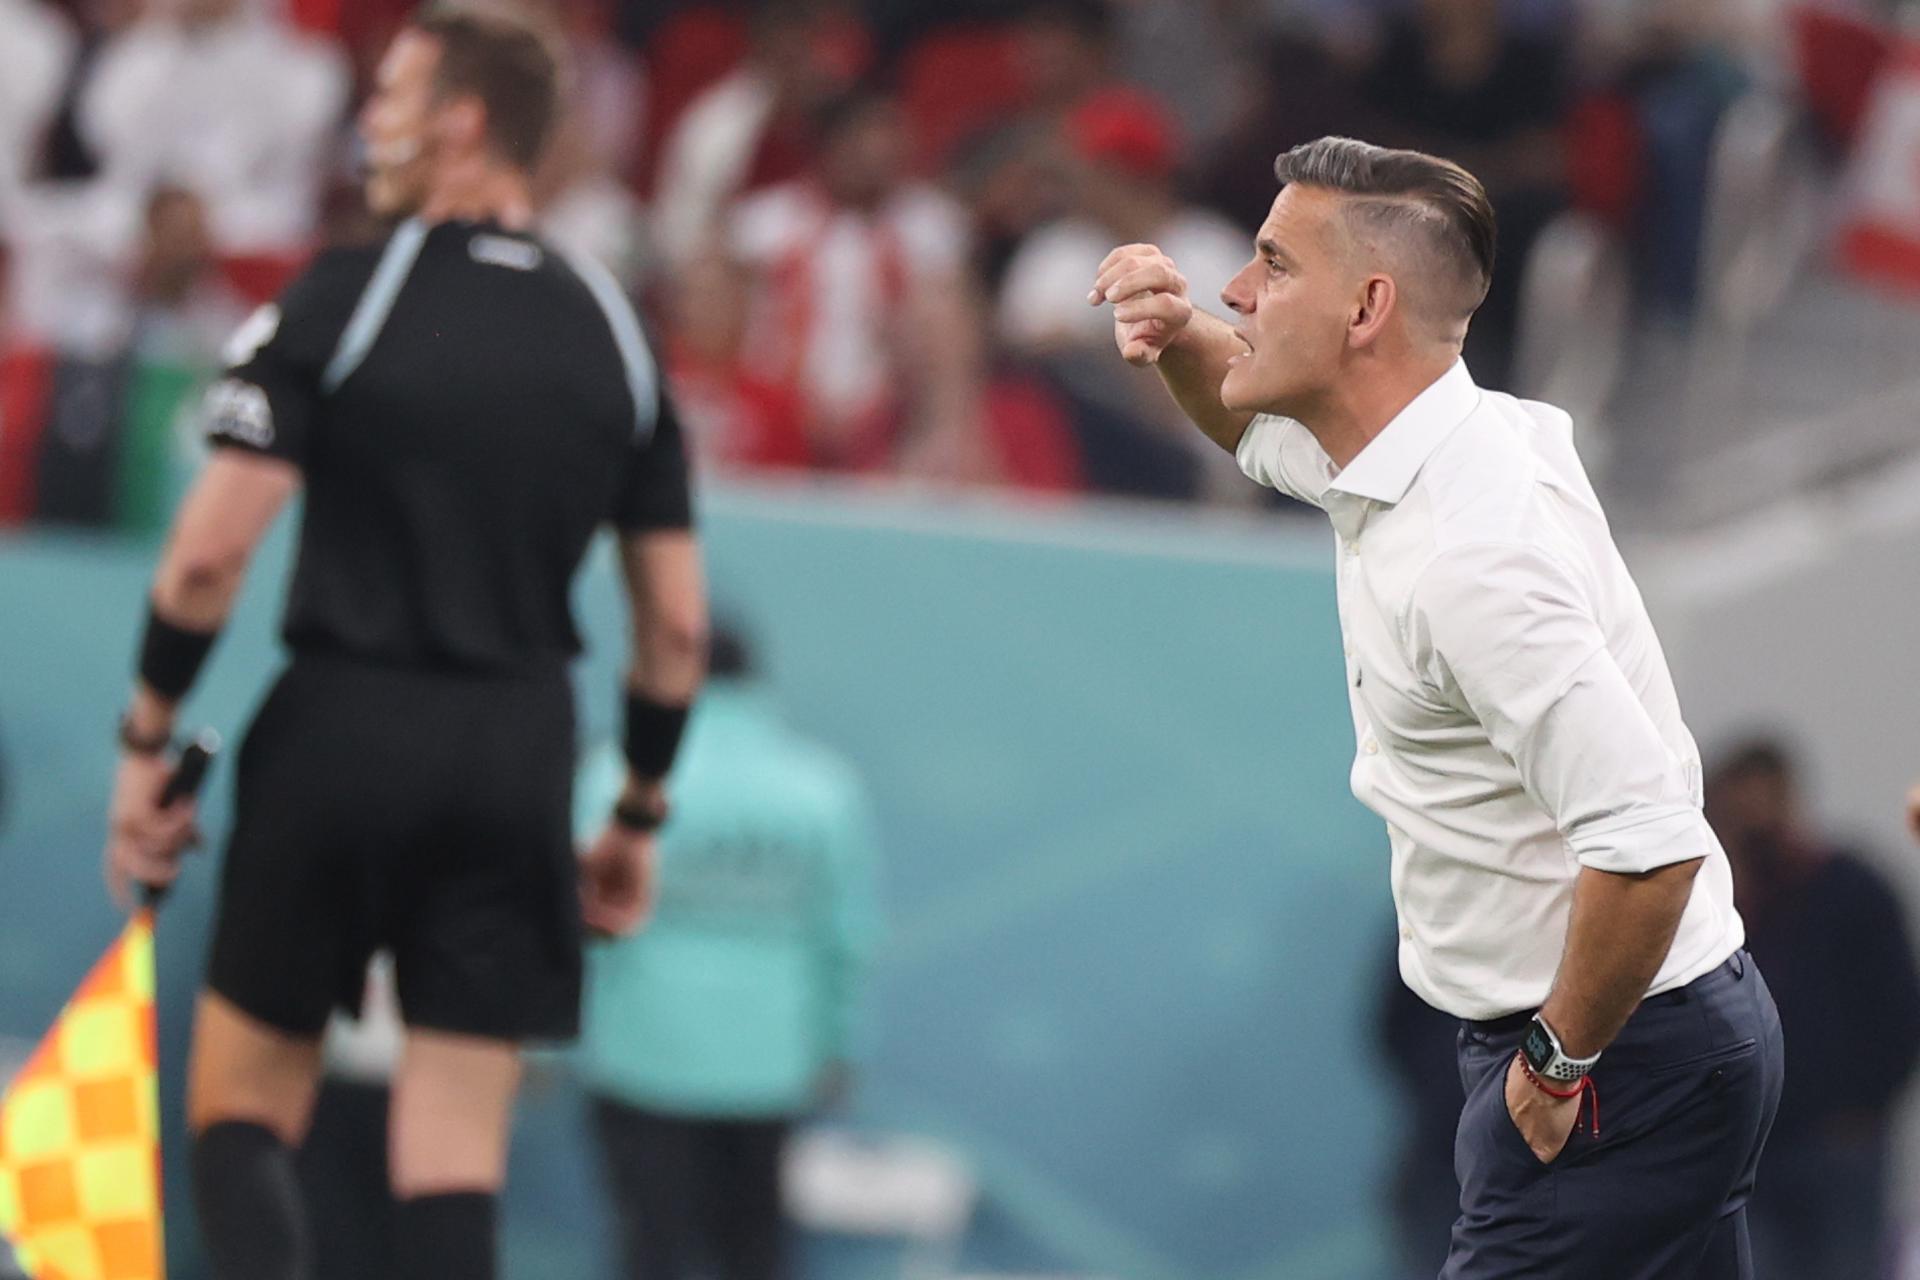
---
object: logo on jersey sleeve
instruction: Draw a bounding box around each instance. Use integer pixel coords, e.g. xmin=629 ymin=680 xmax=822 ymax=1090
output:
xmin=221 ymin=304 xmax=282 ymax=369
xmin=470 ymin=235 xmax=543 ymax=272
xmin=203 ymin=378 xmax=275 ymax=450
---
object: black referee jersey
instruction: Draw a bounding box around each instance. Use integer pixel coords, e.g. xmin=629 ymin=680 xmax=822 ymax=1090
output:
xmin=197 ymin=220 xmax=692 ymax=1041
xmin=204 ymin=217 xmax=692 ymax=674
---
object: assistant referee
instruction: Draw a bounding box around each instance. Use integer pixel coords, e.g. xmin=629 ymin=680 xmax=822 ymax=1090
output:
xmin=101 ymin=9 xmax=705 ymax=1280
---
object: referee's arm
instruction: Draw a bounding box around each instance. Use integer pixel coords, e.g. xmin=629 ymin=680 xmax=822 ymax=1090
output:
xmin=578 ymin=384 xmax=707 ymax=938
xmin=110 ymin=452 xmax=298 ymax=904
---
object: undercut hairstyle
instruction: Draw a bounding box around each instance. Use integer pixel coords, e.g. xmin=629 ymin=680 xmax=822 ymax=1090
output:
xmin=411 ymin=5 xmax=565 ymax=173
xmin=1273 ymin=137 xmax=1497 ymax=322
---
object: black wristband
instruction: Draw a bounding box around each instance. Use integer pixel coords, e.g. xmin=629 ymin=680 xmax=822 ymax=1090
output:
xmin=138 ymin=604 xmax=219 ymax=702
xmin=116 ymin=713 xmax=171 ymax=758
xmin=623 ymin=692 xmax=690 ymax=780
xmin=612 ymin=796 xmax=668 ymax=833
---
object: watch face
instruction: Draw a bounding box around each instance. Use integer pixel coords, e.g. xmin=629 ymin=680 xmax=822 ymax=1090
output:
xmin=1522 ymin=1020 xmax=1554 ymax=1071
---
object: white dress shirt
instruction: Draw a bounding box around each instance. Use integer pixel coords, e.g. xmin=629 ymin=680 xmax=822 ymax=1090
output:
xmin=1237 ymin=360 xmax=1744 ymax=1020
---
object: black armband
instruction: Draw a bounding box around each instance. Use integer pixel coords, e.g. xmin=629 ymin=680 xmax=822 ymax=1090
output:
xmin=138 ymin=604 xmax=220 ymax=701
xmin=623 ymin=691 xmax=691 ymax=780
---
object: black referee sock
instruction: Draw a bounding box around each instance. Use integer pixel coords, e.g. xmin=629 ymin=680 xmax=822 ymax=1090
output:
xmin=395 ymin=1190 xmax=498 ymax=1280
xmin=192 ymin=1120 xmax=310 ymax=1280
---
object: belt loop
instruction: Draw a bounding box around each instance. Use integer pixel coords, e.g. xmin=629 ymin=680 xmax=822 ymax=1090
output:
xmin=1731 ymin=950 xmax=1745 ymax=979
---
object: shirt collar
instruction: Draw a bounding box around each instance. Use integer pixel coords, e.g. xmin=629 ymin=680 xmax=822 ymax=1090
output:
xmin=1322 ymin=360 xmax=1480 ymax=507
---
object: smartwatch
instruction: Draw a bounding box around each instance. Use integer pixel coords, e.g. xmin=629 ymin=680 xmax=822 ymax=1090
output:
xmin=1521 ymin=1014 xmax=1601 ymax=1085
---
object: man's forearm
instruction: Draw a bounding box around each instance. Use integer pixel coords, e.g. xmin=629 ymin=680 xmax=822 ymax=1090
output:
xmin=1155 ymin=310 xmax=1255 ymax=455
xmin=1538 ymin=858 xmax=1704 ymax=1059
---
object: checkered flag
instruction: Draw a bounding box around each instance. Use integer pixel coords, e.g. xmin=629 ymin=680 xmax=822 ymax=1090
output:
xmin=0 ymin=912 xmax=163 ymax=1279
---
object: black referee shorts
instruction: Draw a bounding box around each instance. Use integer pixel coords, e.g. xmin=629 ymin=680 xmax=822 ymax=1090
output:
xmin=206 ymin=656 xmax=583 ymax=1043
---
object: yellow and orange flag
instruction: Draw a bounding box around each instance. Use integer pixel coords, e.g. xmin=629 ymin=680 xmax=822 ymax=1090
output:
xmin=0 ymin=912 xmax=164 ymax=1280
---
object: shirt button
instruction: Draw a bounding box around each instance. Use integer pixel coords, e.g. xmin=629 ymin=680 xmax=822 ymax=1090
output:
xmin=1364 ymin=739 xmax=1380 ymax=755
xmin=1399 ymin=923 xmax=1413 ymax=941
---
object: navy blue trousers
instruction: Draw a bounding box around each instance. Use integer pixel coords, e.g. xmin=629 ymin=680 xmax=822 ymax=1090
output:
xmin=1443 ymin=951 xmax=1785 ymax=1279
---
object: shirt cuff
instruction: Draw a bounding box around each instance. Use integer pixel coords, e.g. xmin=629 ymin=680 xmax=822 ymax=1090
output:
xmin=1570 ymin=806 xmax=1717 ymax=874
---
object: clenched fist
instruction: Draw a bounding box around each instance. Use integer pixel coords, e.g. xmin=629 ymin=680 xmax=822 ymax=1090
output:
xmin=1089 ymin=243 xmax=1193 ymax=367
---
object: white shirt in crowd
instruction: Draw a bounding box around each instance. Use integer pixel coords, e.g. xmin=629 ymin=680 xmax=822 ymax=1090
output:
xmin=81 ymin=8 xmax=348 ymax=255
xmin=998 ymin=210 xmax=1250 ymax=352
xmin=1236 ymin=360 xmax=1744 ymax=1020
xmin=731 ymin=180 xmax=968 ymax=428
xmin=653 ymin=68 xmax=776 ymax=270
xmin=0 ymin=0 xmax=74 ymax=200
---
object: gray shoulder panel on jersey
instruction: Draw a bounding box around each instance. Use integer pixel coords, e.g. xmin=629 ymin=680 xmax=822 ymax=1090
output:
xmin=563 ymin=246 xmax=660 ymax=443
xmin=320 ymin=217 xmax=430 ymax=395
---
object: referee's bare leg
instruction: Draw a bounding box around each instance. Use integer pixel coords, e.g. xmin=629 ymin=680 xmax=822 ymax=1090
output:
xmin=387 ymin=1030 xmax=523 ymax=1277
xmin=186 ymin=996 xmax=324 ymax=1280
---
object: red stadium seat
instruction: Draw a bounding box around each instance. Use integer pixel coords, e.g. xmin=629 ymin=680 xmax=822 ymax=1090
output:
xmin=897 ymin=27 xmax=1030 ymax=171
xmin=1564 ymin=92 xmax=1645 ymax=231
xmin=1791 ymin=6 xmax=1896 ymax=152
xmin=0 ymin=345 xmax=54 ymax=525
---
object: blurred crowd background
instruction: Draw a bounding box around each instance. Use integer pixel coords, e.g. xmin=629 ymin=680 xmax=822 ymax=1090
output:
xmin=3 ymin=0 xmax=1918 ymax=522
xmin=5 ymin=0 xmax=1920 ymax=1278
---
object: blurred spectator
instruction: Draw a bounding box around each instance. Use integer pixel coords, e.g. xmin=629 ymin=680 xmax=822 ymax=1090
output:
xmin=576 ymin=623 xmax=882 ymax=1280
xmin=1111 ymin=0 xmax=1264 ymax=152
xmin=0 ymin=0 xmax=77 ymax=201
xmin=1707 ymin=738 xmax=1920 ymax=1280
xmin=723 ymin=89 xmax=982 ymax=475
xmin=1356 ymin=0 xmax=1573 ymax=388
xmin=1013 ymin=0 xmax=1120 ymax=119
xmin=998 ymin=89 xmax=1250 ymax=501
xmin=79 ymin=0 xmax=349 ymax=258
xmin=999 ymin=89 xmax=1246 ymax=356
xmin=949 ymin=119 xmax=1073 ymax=294
xmin=1376 ymin=939 xmax=1468 ymax=1280
xmin=533 ymin=0 xmax=648 ymax=281
xmin=650 ymin=0 xmax=870 ymax=272
xmin=130 ymin=186 xmax=248 ymax=365
xmin=1583 ymin=0 xmax=1753 ymax=316
xmin=1196 ymin=23 xmax=1393 ymax=234
xmin=663 ymin=247 xmax=809 ymax=471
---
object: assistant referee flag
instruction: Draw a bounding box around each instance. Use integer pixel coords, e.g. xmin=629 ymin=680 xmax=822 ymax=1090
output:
xmin=0 ymin=912 xmax=164 ymax=1280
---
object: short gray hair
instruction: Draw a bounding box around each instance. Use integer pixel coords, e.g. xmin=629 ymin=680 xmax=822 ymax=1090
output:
xmin=1273 ymin=137 xmax=1496 ymax=318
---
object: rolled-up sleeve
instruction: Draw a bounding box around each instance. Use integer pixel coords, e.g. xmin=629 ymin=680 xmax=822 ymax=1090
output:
xmin=1413 ymin=542 xmax=1713 ymax=874
xmin=1235 ymin=414 xmax=1330 ymax=509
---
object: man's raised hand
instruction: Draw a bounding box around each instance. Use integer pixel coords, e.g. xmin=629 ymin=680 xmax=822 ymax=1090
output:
xmin=1090 ymin=243 xmax=1193 ymax=367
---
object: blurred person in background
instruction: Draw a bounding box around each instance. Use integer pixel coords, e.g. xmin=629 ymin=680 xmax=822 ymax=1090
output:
xmin=1707 ymin=739 xmax=1920 ymax=1280
xmin=650 ymin=0 xmax=870 ymax=273
xmin=998 ymin=87 xmax=1254 ymax=501
xmin=0 ymin=0 xmax=76 ymax=202
xmin=578 ymin=623 xmax=882 ymax=1280
xmin=1096 ymin=136 xmax=1776 ymax=1276
xmin=1578 ymin=0 xmax=1754 ymax=318
xmin=130 ymin=186 xmax=249 ymax=365
xmin=725 ymin=87 xmax=988 ymax=478
xmin=1355 ymin=0 xmax=1573 ymax=389
xmin=80 ymin=0 xmax=349 ymax=261
xmin=99 ymin=9 xmax=706 ymax=1278
xmin=1013 ymin=0 xmax=1121 ymax=121
xmin=531 ymin=0 xmax=649 ymax=283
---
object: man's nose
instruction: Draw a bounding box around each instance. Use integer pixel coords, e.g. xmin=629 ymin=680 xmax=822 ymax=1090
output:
xmin=1221 ymin=265 xmax=1255 ymax=315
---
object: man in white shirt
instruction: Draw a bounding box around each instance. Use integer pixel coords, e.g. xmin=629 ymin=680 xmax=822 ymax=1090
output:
xmin=1093 ymin=136 xmax=1781 ymax=1278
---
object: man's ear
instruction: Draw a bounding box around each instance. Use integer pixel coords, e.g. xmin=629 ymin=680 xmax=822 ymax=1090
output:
xmin=1348 ymin=274 xmax=1396 ymax=349
xmin=436 ymin=94 xmax=489 ymax=156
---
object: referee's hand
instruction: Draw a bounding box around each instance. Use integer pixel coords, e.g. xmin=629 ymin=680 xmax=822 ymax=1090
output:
xmin=1907 ymin=780 xmax=1920 ymax=845
xmin=579 ymin=825 xmax=657 ymax=938
xmin=1090 ymin=244 xmax=1193 ymax=368
xmin=104 ymin=752 xmax=199 ymax=911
